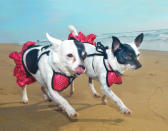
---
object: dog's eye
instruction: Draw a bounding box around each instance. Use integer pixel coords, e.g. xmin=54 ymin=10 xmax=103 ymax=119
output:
xmin=125 ymin=56 xmax=131 ymax=59
xmin=67 ymin=54 xmax=73 ymax=58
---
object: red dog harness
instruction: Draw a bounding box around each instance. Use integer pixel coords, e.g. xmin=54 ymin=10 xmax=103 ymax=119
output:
xmin=38 ymin=51 xmax=76 ymax=92
xmin=103 ymin=59 xmax=122 ymax=87
xmin=52 ymin=71 xmax=75 ymax=92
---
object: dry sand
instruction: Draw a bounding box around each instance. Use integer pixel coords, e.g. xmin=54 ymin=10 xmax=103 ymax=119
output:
xmin=0 ymin=44 xmax=168 ymax=131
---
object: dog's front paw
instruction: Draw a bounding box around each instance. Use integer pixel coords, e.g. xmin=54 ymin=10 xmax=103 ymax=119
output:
xmin=93 ymin=93 xmax=100 ymax=98
xmin=120 ymin=107 xmax=132 ymax=114
xmin=69 ymin=112 xmax=79 ymax=119
xmin=22 ymin=99 xmax=28 ymax=104
xmin=67 ymin=108 xmax=78 ymax=119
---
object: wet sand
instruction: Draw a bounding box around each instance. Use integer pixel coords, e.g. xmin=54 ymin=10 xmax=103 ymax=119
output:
xmin=0 ymin=44 xmax=168 ymax=131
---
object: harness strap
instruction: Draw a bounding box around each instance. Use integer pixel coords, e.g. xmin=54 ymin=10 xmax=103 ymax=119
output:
xmin=38 ymin=51 xmax=50 ymax=61
xmin=96 ymin=42 xmax=109 ymax=59
xmin=103 ymin=58 xmax=113 ymax=72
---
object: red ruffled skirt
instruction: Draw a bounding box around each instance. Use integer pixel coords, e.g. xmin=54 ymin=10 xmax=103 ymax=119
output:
xmin=9 ymin=41 xmax=36 ymax=87
xmin=68 ymin=32 xmax=97 ymax=46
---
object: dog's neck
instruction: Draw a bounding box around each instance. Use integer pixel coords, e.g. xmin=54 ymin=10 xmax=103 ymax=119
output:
xmin=48 ymin=50 xmax=72 ymax=76
xmin=106 ymin=49 xmax=126 ymax=74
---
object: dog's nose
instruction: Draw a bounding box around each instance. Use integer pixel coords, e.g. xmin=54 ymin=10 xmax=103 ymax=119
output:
xmin=79 ymin=65 xmax=85 ymax=70
xmin=135 ymin=63 xmax=142 ymax=69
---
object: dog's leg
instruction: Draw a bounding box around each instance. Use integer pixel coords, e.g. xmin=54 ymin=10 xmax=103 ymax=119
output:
xmin=100 ymin=84 xmax=131 ymax=114
xmin=102 ymin=95 xmax=107 ymax=105
xmin=41 ymin=86 xmax=52 ymax=102
xmin=48 ymin=88 xmax=78 ymax=118
xmin=69 ymin=81 xmax=74 ymax=96
xmin=22 ymin=85 xmax=28 ymax=104
xmin=89 ymin=77 xmax=100 ymax=98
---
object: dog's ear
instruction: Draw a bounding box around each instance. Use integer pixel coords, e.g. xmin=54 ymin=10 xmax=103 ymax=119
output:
xmin=46 ymin=33 xmax=62 ymax=49
xmin=112 ymin=36 xmax=121 ymax=52
xmin=134 ymin=33 xmax=144 ymax=47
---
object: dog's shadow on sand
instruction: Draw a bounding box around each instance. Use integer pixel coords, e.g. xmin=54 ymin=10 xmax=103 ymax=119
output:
xmin=0 ymin=101 xmax=124 ymax=130
xmin=46 ymin=101 xmax=124 ymax=124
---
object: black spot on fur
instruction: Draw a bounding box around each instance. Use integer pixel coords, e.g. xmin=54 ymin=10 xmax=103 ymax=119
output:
xmin=25 ymin=49 xmax=39 ymax=74
xmin=73 ymin=40 xmax=87 ymax=60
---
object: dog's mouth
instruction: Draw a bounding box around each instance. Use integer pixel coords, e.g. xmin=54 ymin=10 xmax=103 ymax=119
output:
xmin=74 ymin=65 xmax=85 ymax=75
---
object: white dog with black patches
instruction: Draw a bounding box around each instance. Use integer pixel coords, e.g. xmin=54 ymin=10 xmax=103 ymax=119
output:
xmin=21 ymin=33 xmax=86 ymax=118
xmin=69 ymin=26 xmax=144 ymax=114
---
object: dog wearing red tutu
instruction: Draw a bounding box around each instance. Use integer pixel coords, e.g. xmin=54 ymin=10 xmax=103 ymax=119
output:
xmin=9 ymin=33 xmax=87 ymax=118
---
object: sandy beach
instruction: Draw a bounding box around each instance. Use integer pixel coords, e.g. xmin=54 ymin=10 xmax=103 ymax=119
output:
xmin=0 ymin=44 xmax=168 ymax=131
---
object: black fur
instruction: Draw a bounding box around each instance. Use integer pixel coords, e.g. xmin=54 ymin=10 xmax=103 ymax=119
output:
xmin=73 ymin=40 xmax=87 ymax=60
xmin=134 ymin=33 xmax=144 ymax=47
xmin=25 ymin=49 xmax=39 ymax=74
xmin=114 ymin=43 xmax=141 ymax=68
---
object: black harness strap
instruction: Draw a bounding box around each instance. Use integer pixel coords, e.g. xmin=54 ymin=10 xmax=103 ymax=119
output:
xmin=103 ymin=58 xmax=111 ymax=72
xmin=87 ymin=42 xmax=117 ymax=73
xmin=87 ymin=42 xmax=109 ymax=58
xmin=38 ymin=50 xmax=50 ymax=62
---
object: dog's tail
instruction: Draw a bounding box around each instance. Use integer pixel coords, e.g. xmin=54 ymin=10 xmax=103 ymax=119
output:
xmin=68 ymin=25 xmax=78 ymax=36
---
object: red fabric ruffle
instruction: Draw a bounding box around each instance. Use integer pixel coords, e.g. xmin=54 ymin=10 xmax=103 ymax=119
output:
xmin=9 ymin=41 xmax=36 ymax=87
xmin=68 ymin=32 xmax=97 ymax=46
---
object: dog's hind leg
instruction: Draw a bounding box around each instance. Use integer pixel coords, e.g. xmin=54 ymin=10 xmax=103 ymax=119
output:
xmin=41 ymin=86 xmax=52 ymax=102
xmin=89 ymin=77 xmax=100 ymax=98
xmin=22 ymin=85 xmax=28 ymax=104
xmin=69 ymin=81 xmax=74 ymax=96
xmin=100 ymin=82 xmax=131 ymax=114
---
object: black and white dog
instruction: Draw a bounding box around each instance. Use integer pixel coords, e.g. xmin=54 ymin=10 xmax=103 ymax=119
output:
xmin=69 ymin=26 xmax=144 ymax=114
xmin=22 ymin=33 xmax=86 ymax=118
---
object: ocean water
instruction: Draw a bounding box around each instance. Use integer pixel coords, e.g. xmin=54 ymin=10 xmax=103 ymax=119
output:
xmin=96 ymin=29 xmax=168 ymax=51
xmin=21 ymin=28 xmax=168 ymax=51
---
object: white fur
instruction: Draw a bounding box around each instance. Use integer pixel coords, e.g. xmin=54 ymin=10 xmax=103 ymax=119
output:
xmin=22 ymin=33 xmax=85 ymax=117
xmin=68 ymin=25 xmax=78 ymax=36
xmin=129 ymin=42 xmax=140 ymax=56
xmin=22 ymin=85 xmax=28 ymax=104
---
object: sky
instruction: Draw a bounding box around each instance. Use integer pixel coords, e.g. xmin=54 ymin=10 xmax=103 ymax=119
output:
xmin=0 ymin=0 xmax=168 ymax=43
